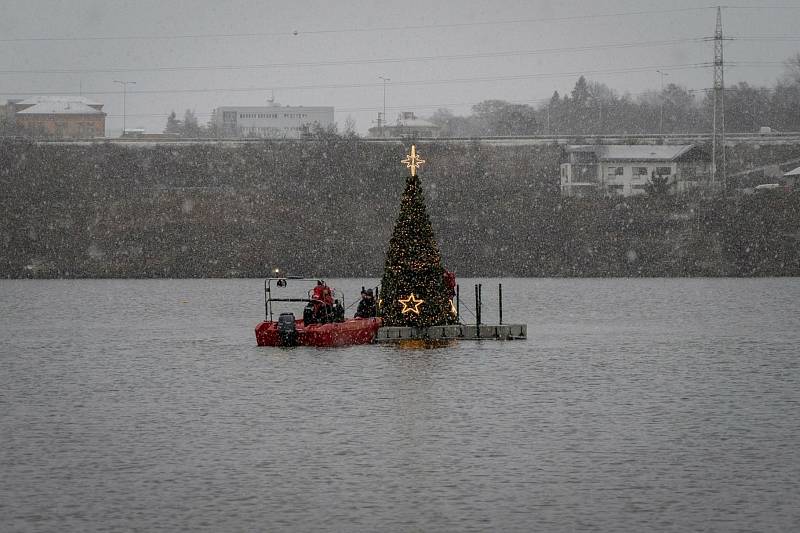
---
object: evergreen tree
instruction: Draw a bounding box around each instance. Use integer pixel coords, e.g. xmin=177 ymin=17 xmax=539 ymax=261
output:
xmin=546 ymin=91 xmax=560 ymax=134
xmin=183 ymin=109 xmax=200 ymax=137
xmin=165 ymin=111 xmax=182 ymax=134
xmin=380 ymin=146 xmax=455 ymax=327
xmin=645 ymin=170 xmax=670 ymax=196
xmin=472 ymin=100 xmax=538 ymax=135
xmin=571 ymin=75 xmax=590 ymax=105
xmin=205 ymin=108 xmax=221 ymax=138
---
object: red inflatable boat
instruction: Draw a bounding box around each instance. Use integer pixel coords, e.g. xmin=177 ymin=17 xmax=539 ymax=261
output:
xmin=255 ymin=277 xmax=381 ymax=347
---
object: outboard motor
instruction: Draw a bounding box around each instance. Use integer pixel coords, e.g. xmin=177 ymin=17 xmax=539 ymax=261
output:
xmin=277 ymin=312 xmax=298 ymax=346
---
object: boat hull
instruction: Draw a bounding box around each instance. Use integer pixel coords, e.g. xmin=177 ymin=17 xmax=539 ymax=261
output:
xmin=255 ymin=317 xmax=382 ymax=347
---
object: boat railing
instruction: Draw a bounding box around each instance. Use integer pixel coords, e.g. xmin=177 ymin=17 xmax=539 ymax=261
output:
xmin=263 ymin=277 xmax=346 ymax=322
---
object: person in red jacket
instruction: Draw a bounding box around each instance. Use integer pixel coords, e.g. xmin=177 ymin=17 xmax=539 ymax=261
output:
xmin=311 ymin=280 xmax=334 ymax=323
xmin=444 ymin=269 xmax=456 ymax=298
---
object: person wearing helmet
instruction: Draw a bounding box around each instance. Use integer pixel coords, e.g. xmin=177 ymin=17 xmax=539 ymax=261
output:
xmin=354 ymin=288 xmax=377 ymax=318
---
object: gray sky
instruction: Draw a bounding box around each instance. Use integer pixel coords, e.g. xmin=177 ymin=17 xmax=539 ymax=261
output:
xmin=2 ymin=0 xmax=798 ymax=136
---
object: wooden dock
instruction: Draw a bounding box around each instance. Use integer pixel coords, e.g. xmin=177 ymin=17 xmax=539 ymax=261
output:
xmin=375 ymin=323 xmax=526 ymax=342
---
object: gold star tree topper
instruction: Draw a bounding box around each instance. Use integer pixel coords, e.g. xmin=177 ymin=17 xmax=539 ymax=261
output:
xmin=401 ymin=145 xmax=426 ymax=176
xmin=399 ymin=293 xmax=424 ymax=315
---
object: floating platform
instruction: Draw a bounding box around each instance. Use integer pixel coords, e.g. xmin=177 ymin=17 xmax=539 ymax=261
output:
xmin=375 ymin=323 xmax=526 ymax=342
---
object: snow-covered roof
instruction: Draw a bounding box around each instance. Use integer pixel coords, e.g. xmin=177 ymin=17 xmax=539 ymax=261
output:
xmin=568 ymin=144 xmax=695 ymax=161
xmin=16 ymin=95 xmax=103 ymax=107
xmin=17 ymin=101 xmax=105 ymax=115
xmin=783 ymin=166 xmax=800 ymax=176
xmin=396 ymin=117 xmax=438 ymax=128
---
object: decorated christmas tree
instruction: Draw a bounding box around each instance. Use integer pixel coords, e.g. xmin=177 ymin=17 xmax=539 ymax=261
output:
xmin=380 ymin=146 xmax=456 ymax=327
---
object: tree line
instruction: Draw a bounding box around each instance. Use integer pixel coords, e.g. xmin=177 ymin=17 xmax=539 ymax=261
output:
xmin=429 ymin=54 xmax=800 ymax=137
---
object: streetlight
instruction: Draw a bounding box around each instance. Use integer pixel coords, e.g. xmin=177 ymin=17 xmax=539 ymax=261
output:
xmin=113 ymin=79 xmax=136 ymax=136
xmin=656 ymin=70 xmax=669 ymax=135
xmin=378 ymin=76 xmax=390 ymax=137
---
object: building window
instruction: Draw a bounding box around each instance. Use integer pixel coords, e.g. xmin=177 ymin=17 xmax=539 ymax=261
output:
xmin=656 ymin=166 xmax=672 ymax=175
xmin=607 ymin=166 xmax=623 ymax=178
xmin=633 ymin=166 xmax=648 ymax=176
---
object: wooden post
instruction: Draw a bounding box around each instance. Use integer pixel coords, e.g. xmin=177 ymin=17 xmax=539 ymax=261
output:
xmin=456 ymin=284 xmax=460 ymax=322
xmin=476 ymin=283 xmax=482 ymax=338
xmin=265 ymin=280 xmax=270 ymax=320
xmin=499 ymin=283 xmax=503 ymax=325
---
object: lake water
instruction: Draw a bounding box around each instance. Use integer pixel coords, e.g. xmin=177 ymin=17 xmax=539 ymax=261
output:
xmin=1 ymin=278 xmax=799 ymax=532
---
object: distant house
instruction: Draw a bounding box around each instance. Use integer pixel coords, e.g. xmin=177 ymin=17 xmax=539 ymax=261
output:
xmin=212 ymin=102 xmax=334 ymax=139
xmin=783 ymin=166 xmax=800 ymax=189
xmin=368 ymin=112 xmax=440 ymax=138
xmin=0 ymin=103 xmax=8 ymax=132
xmin=12 ymin=96 xmax=106 ymax=138
xmin=560 ymin=144 xmax=710 ymax=197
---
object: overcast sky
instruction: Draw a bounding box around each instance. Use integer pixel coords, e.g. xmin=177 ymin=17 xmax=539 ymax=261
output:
xmin=2 ymin=0 xmax=798 ymax=136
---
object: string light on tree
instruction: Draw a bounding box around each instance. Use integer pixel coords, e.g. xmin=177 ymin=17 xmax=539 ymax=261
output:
xmin=401 ymin=145 xmax=426 ymax=176
xmin=399 ymin=293 xmax=424 ymax=315
xmin=379 ymin=145 xmax=456 ymax=328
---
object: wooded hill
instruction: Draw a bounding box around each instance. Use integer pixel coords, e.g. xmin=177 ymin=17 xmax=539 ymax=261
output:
xmin=2 ymin=137 xmax=799 ymax=278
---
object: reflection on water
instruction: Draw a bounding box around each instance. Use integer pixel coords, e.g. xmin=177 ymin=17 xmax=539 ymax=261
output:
xmin=1 ymin=278 xmax=799 ymax=532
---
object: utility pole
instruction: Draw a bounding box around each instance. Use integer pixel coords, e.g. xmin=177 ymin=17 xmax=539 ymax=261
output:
xmin=711 ymin=6 xmax=728 ymax=189
xmin=379 ymin=76 xmax=390 ymax=137
xmin=546 ymin=105 xmax=551 ymax=135
xmin=113 ymin=79 xmax=136 ymax=136
xmin=657 ymin=69 xmax=668 ymax=135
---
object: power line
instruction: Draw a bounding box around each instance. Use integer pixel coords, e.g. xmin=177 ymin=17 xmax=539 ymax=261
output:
xmin=2 ymin=5 xmax=795 ymax=44
xmin=0 ymin=38 xmax=704 ymax=75
xmin=101 ymin=86 xmax=713 ymax=119
xmin=0 ymin=6 xmax=716 ymax=43
xmin=733 ymin=36 xmax=800 ymax=42
xmin=728 ymin=60 xmax=787 ymax=66
xmin=723 ymin=5 xmax=800 ymax=10
xmin=2 ymin=62 xmax=710 ymax=98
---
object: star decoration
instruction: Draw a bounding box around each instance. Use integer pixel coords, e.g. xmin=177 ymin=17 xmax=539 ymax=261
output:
xmin=399 ymin=293 xmax=424 ymax=315
xmin=401 ymin=145 xmax=426 ymax=177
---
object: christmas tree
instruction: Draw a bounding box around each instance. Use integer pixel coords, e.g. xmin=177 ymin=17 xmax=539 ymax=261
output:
xmin=380 ymin=146 xmax=455 ymax=327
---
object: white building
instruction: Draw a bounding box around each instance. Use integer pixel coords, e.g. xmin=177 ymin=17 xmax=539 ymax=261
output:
xmin=213 ymin=102 xmax=334 ymax=139
xmin=783 ymin=166 xmax=800 ymax=189
xmin=368 ymin=111 xmax=441 ymax=138
xmin=560 ymin=144 xmax=710 ymax=197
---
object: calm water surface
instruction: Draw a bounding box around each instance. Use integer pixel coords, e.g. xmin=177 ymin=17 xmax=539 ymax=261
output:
xmin=1 ymin=278 xmax=799 ymax=532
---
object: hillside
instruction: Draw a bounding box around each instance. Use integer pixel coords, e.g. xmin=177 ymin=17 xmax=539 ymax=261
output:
xmin=2 ymin=138 xmax=799 ymax=278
